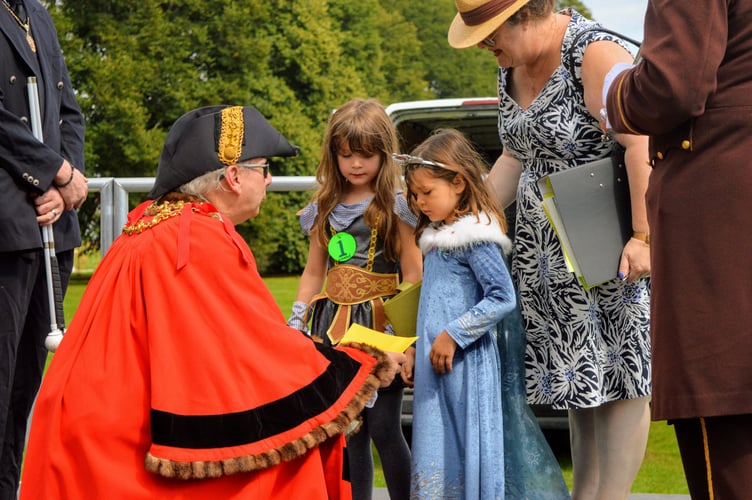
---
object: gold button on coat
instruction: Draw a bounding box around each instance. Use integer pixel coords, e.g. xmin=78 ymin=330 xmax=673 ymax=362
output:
xmin=681 ymin=140 xmax=691 ymax=150
xmin=656 ymin=152 xmax=664 ymax=160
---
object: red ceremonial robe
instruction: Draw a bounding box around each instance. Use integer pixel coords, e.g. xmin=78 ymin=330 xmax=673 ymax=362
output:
xmin=20 ymin=198 xmax=387 ymax=499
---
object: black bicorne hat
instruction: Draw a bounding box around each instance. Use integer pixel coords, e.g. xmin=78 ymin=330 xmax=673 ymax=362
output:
xmin=149 ymin=105 xmax=298 ymax=199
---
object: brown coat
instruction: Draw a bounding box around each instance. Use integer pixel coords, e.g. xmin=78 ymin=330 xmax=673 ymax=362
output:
xmin=607 ymin=0 xmax=752 ymax=421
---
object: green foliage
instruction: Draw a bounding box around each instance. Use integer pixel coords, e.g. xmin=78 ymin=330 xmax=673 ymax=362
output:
xmin=558 ymin=0 xmax=592 ymax=18
xmin=46 ymin=0 xmax=595 ymax=273
xmin=386 ymin=1 xmax=499 ymax=98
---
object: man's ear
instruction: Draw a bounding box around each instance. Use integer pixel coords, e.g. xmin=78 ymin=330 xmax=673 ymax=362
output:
xmin=222 ymin=165 xmax=243 ymax=193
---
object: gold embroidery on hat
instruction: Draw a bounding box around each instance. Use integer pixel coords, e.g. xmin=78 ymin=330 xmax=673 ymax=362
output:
xmin=218 ymin=106 xmax=244 ymax=165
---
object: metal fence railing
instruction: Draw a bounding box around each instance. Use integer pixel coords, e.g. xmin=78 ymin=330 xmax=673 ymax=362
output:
xmin=88 ymin=176 xmax=317 ymax=256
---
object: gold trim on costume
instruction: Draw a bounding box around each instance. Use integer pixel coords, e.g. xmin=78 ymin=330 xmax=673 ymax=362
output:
xmin=700 ymin=417 xmax=715 ymax=500
xmin=217 ymin=106 xmax=244 ymax=165
xmin=324 ymin=265 xmax=398 ymax=305
xmin=316 ymin=214 xmax=393 ymax=344
xmin=615 ymin=74 xmax=640 ymax=135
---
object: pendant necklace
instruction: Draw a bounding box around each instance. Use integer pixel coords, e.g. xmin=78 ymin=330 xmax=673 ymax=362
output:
xmin=2 ymin=1 xmax=36 ymax=52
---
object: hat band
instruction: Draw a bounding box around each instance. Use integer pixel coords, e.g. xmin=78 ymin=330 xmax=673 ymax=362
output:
xmin=460 ymin=0 xmax=519 ymax=26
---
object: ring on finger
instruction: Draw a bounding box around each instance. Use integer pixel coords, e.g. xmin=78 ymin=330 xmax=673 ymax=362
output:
xmin=52 ymin=209 xmax=58 ymax=216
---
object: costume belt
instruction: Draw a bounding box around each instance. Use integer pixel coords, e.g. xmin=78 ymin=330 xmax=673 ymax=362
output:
xmin=309 ymin=264 xmax=398 ymax=345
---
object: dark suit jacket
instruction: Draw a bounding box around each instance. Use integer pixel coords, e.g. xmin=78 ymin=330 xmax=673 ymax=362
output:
xmin=607 ymin=0 xmax=752 ymax=421
xmin=0 ymin=0 xmax=85 ymax=253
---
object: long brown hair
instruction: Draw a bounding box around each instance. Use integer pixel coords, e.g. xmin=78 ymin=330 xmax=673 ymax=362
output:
xmin=405 ymin=129 xmax=507 ymax=243
xmin=311 ymin=98 xmax=403 ymax=260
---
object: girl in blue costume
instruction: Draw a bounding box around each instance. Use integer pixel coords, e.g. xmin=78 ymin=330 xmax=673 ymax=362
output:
xmin=399 ymin=129 xmax=569 ymax=499
xmin=288 ymin=98 xmax=422 ymax=500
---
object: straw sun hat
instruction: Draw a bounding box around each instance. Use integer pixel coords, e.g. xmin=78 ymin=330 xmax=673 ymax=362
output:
xmin=448 ymin=0 xmax=531 ymax=48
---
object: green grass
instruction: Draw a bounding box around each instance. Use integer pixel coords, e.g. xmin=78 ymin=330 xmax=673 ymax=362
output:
xmin=61 ymin=276 xmax=689 ymax=494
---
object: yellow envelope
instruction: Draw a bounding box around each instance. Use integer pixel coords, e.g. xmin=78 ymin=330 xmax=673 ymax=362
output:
xmin=339 ymin=323 xmax=417 ymax=353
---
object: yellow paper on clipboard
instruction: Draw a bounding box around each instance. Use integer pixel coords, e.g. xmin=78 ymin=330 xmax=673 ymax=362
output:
xmin=339 ymin=323 xmax=417 ymax=353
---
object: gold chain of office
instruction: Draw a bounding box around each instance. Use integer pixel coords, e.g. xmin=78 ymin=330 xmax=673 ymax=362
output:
xmin=1 ymin=1 xmax=36 ymax=52
xmin=122 ymin=200 xmax=222 ymax=235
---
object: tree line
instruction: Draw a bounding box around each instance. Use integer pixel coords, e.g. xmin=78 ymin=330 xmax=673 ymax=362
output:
xmin=49 ymin=0 xmax=590 ymax=274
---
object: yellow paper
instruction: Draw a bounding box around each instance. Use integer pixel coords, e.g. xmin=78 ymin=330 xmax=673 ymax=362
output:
xmin=383 ymin=280 xmax=422 ymax=337
xmin=539 ymin=178 xmax=578 ymax=276
xmin=339 ymin=323 xmax=417 ymax=353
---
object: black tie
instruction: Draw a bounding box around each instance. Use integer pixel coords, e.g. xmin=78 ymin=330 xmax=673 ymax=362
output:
xmin=10 ymin=0 xmax=25 ymax=21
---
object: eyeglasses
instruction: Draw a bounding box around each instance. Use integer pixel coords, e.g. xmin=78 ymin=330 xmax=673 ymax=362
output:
xmin=481 ymin=25 xmax=501 ymax=48
xmin=392 ymin=153 xmax=449 ymax=171
xmin=237 ymin=161 xmax=270 ymax=179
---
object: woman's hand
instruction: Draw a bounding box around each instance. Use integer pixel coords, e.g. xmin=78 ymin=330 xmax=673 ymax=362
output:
xmin=617 ymin=236 xmax=651 ymax=282
xmin=401 ymin=346 xmax=416 ymax=387
xmin=430 ymin=331 xmax=457 ymax=374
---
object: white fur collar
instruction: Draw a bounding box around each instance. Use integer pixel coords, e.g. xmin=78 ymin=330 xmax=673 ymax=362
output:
xmin=419 ymin=212 xmax=512 ymax=256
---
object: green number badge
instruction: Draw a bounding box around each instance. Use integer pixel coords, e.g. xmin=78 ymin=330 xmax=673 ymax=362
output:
xmin=328 ymin=232 xmax=357 ymax=262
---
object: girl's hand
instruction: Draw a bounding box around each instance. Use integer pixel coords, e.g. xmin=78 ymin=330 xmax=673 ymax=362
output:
xmin=401 ymin=346 xmax=416 ymax=387
xmin=430 ymin=331 xmax=456 ymax=374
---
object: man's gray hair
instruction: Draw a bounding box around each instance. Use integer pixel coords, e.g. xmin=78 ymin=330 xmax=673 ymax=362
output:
xmin=178 ymin=167 xmax=225 ymax=199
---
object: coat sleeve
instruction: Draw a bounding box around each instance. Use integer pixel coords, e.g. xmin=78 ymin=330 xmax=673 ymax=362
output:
xmin=606 ymin=0 xmax=729 ymax=135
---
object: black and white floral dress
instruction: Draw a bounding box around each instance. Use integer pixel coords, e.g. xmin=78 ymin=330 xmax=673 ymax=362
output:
xmin=498 ymin=10 xmax=651 ymax=410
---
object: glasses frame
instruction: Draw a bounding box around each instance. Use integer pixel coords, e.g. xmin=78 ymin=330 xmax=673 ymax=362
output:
xmin=481 ymin=23 xmax=504 ymax=48
xmin=392 ymin=153 xmax=448 ymax=171
xmin=237 ymin=161 xmax=270 ymax=179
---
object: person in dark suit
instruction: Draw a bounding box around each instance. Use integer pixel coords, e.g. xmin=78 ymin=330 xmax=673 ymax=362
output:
xmin=0 ymin=0 xmax=87 ymax=496
xmin=604 ymin=0 xmax=752 ymax=497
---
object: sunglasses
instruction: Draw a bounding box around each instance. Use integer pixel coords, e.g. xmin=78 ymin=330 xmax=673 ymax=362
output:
xmin=392 ymin=153 xmax=449 ymax=171
xmin=237 ymin=161 xmax=270 ymax=179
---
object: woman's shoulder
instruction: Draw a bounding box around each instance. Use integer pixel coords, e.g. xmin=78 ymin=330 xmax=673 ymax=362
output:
xmin=564 ymin=9 xmax=634 ymax=52
xmin=563 ymin=9 xmax=634 ymax=86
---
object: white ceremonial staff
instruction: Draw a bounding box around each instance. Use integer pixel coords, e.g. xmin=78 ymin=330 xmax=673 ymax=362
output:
xmin=27 ymin=76 xmax=65 ymax=352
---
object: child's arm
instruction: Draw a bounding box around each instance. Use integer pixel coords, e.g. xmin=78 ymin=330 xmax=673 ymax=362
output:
xmin=288 ymin=230 xmax=328 ymax=333
xmin=443 ymin=243 xmax=517 ymax=349
xmin=397 ymin=218 xmax=422 ymax=285
xmin=400 ymin=346 xmax=416 ymax=387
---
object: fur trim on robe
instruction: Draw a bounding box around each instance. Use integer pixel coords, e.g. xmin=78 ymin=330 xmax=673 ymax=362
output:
xmin=419 ymin=212 xmax=512 ymax=256
xmin=145 ymin=342 xmax=392 ymax=480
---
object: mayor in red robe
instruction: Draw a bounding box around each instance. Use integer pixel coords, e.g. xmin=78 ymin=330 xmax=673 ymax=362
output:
xmin=20 ymin=105 xmax=403 ymax=499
